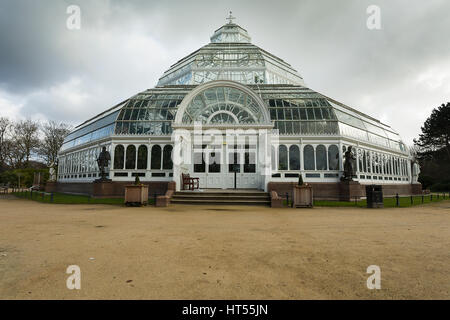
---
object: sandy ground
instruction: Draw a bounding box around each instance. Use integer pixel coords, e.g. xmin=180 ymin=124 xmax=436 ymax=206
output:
xmin=0 ymin=195 xmax=449 ymax=300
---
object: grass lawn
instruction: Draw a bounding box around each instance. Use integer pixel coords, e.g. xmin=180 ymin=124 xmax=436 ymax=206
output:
xmin=12 ymin=190 xmax=448 ymax=208
xmin=291 ymin=194 xmax=448 ymax=208
xmin=12 ymin=191 xmax=155 ymax=206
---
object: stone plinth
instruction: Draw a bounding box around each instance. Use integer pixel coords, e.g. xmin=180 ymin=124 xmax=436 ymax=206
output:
xmin=411 ymin=183 xmax=422 ymax=195
xmin=92 ymin=180 xmax=116 ymax=198
xmin=292 ymin=185 xmax=313 ymax=208
xmin=124 ymin=185 xmax=149 ymax=206
xmin=45 ymin=181 xmax=58 ymax=193
xmin=339 ymin=180 xmax=361 ymax=201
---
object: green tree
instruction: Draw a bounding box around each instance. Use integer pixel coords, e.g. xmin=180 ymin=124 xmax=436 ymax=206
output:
xmin=414 ymin=102 xmax=450 ymax=191
xmin=414 ymin=102 xmax=450 ymax=159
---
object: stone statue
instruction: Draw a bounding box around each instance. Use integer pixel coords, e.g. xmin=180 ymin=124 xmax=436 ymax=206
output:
xmin=412 ymin=161 xmax=421 ymax=183
xmin=96 ymin=146 xmax=111 ymax=181
xmin=48 ymin=161 xmax=57 ymax=182
xmin=342 ymin=146 xmax=356 ymax=181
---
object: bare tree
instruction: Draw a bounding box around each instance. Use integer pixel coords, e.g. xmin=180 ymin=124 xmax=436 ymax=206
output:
xmin=12 ymin=119 xmax=40 ymax=168
xmin=0 ymin=117 xmax=12 ymax=171
xmin=39 ymin=121 xmax=71 ymax=165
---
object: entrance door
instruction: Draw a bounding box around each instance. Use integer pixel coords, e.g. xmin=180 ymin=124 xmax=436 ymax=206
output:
xmin=227 ymin=142 xmax=259 ymax=189
xmin=193 ymin=143 xmax=224 ymax=189
xmin=191 ymin=137 xmax=259 ymax=189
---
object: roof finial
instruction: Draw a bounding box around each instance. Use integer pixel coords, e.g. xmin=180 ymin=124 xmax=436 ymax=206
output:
xmin=226 ymin=11 xmax=235 ymax=24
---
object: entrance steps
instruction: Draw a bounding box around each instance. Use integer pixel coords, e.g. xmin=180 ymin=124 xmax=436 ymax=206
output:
xmin=171 ymin=189 xmax=271 ymax=206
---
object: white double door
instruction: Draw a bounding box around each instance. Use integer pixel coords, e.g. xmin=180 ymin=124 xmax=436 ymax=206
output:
xmin=192 ymin=142 xmax=259 ymax=189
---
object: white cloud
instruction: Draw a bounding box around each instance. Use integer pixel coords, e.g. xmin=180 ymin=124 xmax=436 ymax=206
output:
xmin=0 ymin=90 xmax=24 ymax=120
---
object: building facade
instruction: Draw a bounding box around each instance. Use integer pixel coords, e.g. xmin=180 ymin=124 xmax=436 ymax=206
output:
xmin=56 ymin=18 xmax=419 ymax=198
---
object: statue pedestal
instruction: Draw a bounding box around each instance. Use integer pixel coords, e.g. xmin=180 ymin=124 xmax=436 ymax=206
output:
xmin=45 ymin=181 xmax=58 ymax=193
xmin=411 ymin=183 xmax=422 ymax=195
xmin=93 ymin=180 xmax=114 ymax=198
xmin=339 ymin=180 xmax=361 ymax=201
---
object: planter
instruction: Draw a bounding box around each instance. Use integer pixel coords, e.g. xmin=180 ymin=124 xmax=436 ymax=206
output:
xmin=124 ymin=185 xmax=149 ymax=206
xmin=293 ymin=185 xmax=313 ymax=208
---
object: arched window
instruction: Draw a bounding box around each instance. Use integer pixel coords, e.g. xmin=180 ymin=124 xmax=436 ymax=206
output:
xmin=304 ymin=145 xmax=315 ymax=170
xmin=328 ymin=145 xmax=339 ymax=170
xmin=182 ymin=86 xmax=265 ymax=125
xmin=316 ymin=145 xmax=327 ymax=170
xmin=151 ymin=145 xmax=162 ymax=170
xmin=137 ymin=145 xmax=148 ymax=170
xmin=278 ymin=145 xmax=288 ymax=170
xmin=125 ymin=145 xmax=136 ymax=169
xmin=289 ymin=145 xmax=300 ymax=170
xmin=163 ymin=145 xmax=173 ymax=170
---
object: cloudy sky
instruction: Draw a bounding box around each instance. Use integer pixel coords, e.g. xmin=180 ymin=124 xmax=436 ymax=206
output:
xmin=0 ymin=0 xmax=449 ymax=144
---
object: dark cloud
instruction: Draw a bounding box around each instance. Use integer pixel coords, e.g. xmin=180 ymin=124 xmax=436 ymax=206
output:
xmin=0 ymin=0 xmax=449 ymax=143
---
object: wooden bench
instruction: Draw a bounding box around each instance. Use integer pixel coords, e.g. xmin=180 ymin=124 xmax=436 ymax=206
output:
xmin=182 ymin=173 xmax=199 ymax=191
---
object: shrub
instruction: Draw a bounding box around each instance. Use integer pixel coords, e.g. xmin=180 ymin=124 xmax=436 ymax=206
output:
xmin=430 ymin=182 xmax=450 ymax=192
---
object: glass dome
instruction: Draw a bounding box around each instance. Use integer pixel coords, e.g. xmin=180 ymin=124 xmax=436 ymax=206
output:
xmin=157 ymin=22 xmax=305 ymax=87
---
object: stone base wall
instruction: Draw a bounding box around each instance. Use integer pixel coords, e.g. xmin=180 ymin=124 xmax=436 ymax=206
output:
xmin=268 ymin=182 xmax=423 ymax=201
xmin=52 ymin=181 xmax=422 ymax=201
xmin=52 ymin=181 xmax=174 ymax=198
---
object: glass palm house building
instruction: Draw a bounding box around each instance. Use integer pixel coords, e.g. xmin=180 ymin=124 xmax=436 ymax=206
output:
xmin=56 ymin=17 xmax=418 ymax=199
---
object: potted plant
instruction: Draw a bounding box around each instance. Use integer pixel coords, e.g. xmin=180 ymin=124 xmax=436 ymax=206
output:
xmin=124 ymin=174 xmax=149 ymax=206
xmin=293 ymin=174 xmax=313 ymax=208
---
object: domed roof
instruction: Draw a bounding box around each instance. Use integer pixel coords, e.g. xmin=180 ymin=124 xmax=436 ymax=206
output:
xmin=157 ymin=18 xmax=305 ymax=87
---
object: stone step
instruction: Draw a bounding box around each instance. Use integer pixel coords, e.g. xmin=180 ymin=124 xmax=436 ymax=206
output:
xmin=171 ymin=190 xmax=270 ymax=206
xmin=170 ymin=199 xmax=271 ymax=206
xmin=175 ymin=191 xmax=268 ymax=197
xmin=173 ymin=194 xmax=270 ymax=200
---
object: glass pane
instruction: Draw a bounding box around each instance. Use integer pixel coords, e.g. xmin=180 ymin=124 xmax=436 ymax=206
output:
xmin=125 ymin=145 xmax=136 ymax=170
xmin=137 ymin=145 xmax=147 ymax=169
xmin=208 ymin=151 xmax=221 ymax=173
xmin=244 ymin=152 xmax=256 ymax=173
xmin=289 ymin=145 xmax=300 ymax=170
xmin=194 ymin=152 xmax=205 ymax=172
xmin=228 ymin=152 xmax=240 ymax=173
xmin=316 ymin=145 xmax=327 ymax=170
xmin=328 ymin=145 xmax=339 ymax=170
xmin=151 ymin=145 xmax=162 ymax=170
xmin=278 ymin=145 xmax=288 ymax=170
xmin=163 ymin=145 xmax=173 ymax=170
xmin=304 ymin=145 xmax=315 ymax=170
xmin=114 ymin=145 xmax=124 ymax=169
